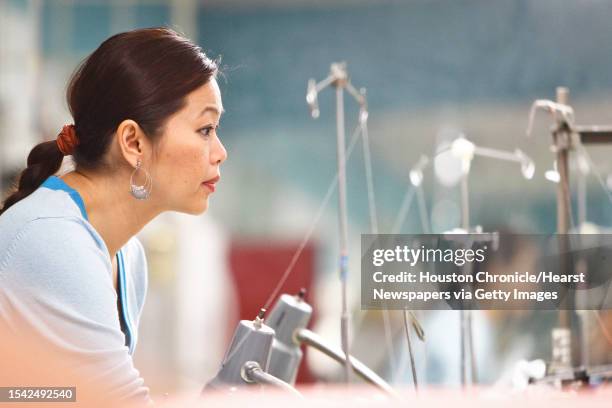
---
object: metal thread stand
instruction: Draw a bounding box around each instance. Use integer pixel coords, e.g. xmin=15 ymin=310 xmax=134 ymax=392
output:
xmin=450 ymin=136 xmax=534 ymax=387
xmin=307 ymin=62 xmax=366 ymax=383
xmin=528 ymin=86 xmax=612 ymax=381
xmin=410 ymin=138 xmax=533 ymax=388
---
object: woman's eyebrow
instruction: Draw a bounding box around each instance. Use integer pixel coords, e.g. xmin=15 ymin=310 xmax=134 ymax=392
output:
xmin=199 ymin=104 xmax=225 ymax=116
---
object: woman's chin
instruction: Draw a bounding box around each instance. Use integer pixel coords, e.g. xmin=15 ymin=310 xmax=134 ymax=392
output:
xmin=169 ymin=195 xmax=210 ymax=216
xmin=189 ymin=198 xmax=209 ymax=215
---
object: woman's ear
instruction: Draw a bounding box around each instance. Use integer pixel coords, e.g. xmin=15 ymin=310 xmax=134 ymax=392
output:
xmin=115 ymin=119 xmax=151 ymax=167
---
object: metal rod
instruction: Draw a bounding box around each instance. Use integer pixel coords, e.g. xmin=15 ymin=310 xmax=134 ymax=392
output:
xmin=315 ymin=75 xmax=336 ymax=93
xmin=403 ymin=310 xmax=418 ymax=390
xmin=356 ymin=91 xmax=402 ymax=381
xmin=575 ymin=126 xmax=612 ymax=144
xmin=556 ymin=149 xmax=571 ymax=235
xmin=473 ymin=146 xmax=522 ymax=163
xmin=335 ymin=74 xmax=352 ymax=385
xmin=391 ymin=187 xmax=417 ymax=234
xmin=555 ymin=87 xmax=571 ymax=329
xmin=467 ymin=305 xmax=478 ymax=384
xmin=577 ymin=167 xmax=587 ymax=227
xmin=460 ymin=309 xmax=467 ymax=387
xmin=360 ymin=103 xmax=378 ymax=235
xmin=460 ymin=172 xmax=470 ymax=387
xmin=460 ymin=173 xmax=470 ymax=231
xmin=575 ymin=146 xmax=605 ymax=371
xmin=526 ymin=88 xmax=593 ymax=375
xmin=296 ymin=329 xmax=399 ymax=397
xmin=416 ymin=186 xmax=431 ymax=234
xmin=381 ymin=309 xmax=397 ymax=377
xmin=308 ymin=64 xmax=374 ymax=386
xmin=576 ymin=145 xmax=590 ymax=371
xmin=345 ymin=81 xmax=366 ymax=105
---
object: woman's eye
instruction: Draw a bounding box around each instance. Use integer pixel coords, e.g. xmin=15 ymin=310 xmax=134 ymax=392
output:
xmin=198 ymin=126 xmax=214 ymax=137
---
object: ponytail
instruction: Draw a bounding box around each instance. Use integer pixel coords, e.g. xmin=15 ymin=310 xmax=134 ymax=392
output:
xmin=0 ymin=141 xmax=63 ymax=216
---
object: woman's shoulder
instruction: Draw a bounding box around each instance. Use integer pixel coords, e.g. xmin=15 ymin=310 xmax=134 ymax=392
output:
xmin=0 ymin=214 xmax=115 ymax=316
xmin=1 ymin=183 xmax=84 ymax=223
xmin=0 ymin=187 xmax=105 ymax=260
xmin=0 ymin=205 xmax=108 ymax=280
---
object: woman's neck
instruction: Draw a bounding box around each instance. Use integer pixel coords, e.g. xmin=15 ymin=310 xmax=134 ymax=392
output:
xmin=60 ymin=169 xmax=162 ymax=259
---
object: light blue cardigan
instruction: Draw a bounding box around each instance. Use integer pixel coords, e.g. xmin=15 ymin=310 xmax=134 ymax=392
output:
xmin=0 ymin=176 xmax=151 ymax=402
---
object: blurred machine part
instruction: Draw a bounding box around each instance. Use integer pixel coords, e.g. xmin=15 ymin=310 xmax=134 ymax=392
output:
xmin=204 ymin=309 xmax=275 ymax=391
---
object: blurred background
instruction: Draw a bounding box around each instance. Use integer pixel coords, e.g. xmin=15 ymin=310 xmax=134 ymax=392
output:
xmin=1 ymin=0 xmax=611 ymax=398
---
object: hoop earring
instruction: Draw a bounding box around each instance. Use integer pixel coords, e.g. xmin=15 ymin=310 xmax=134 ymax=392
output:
xmin=130 ymin=159 xmax=153 ymax=200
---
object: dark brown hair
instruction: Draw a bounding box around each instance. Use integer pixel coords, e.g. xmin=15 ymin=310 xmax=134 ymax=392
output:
xmin=0 ymin=27 xmax=217 ymax=215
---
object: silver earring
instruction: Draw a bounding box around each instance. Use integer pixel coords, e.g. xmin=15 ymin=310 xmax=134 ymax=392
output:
xmin=130 ymin=159 xmax=153 ymax=200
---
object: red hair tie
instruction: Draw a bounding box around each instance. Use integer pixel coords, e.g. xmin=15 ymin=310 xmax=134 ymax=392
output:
xmin=56 ymin=124 xmax=78 ymax=156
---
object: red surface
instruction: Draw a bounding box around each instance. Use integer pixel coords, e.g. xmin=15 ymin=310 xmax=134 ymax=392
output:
xmin=228 ymin=239 xmax=317 ymax=383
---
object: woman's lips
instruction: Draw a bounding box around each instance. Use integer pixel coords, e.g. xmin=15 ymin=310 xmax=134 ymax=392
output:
xmin=202 ymin=175 xmax=220 ymax=193
xmin=202 ymin=182 xmax=215 ymax=193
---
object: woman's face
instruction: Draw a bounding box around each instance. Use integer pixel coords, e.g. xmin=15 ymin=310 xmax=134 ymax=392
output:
xmin=151 ymin=78 xmax=227 ymax=214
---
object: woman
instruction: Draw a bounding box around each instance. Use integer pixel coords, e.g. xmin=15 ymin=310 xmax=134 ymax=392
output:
xmin=0 ymin=27 xmax=227 ymax=404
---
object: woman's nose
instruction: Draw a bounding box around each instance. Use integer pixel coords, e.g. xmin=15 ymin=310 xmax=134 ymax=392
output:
xmin=212 ymin=136 xmax=227 ymax=165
